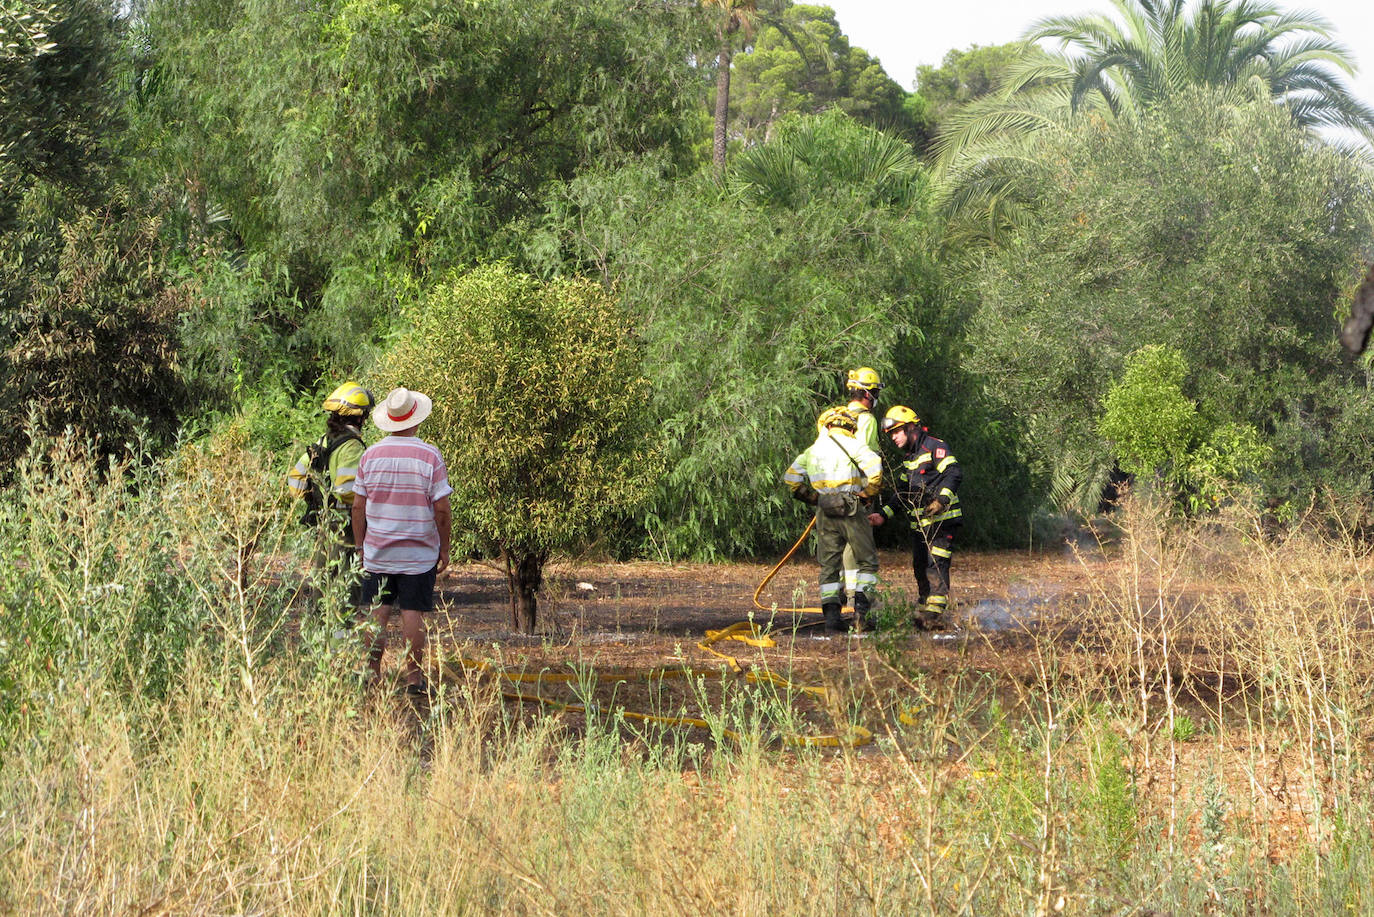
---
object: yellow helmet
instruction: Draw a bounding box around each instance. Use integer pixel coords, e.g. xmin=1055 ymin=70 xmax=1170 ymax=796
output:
xmin=881 ymin=405 xmax=920 ymax=433
xmin=322 ymin=381 xmax=375 ymax=418
xmin=846 ymin=367 xmax=884 ymax=393
xmin=817 ymin=406 xmax=859 ymax=434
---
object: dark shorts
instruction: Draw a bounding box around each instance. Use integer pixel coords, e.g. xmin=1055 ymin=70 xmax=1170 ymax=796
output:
xmin=359 ymin=565 xmax=438 ymax=613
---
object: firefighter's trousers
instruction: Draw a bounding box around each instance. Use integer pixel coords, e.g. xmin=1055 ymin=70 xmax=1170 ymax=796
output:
xmin=817 ymin=508 xmax=878 ymax=606
xmin=912 ymin=523 xmax=958 ymax=611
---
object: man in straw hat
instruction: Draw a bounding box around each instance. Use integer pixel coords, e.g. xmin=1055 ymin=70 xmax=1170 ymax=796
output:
xmin=351 ymin=387 xmax=452 ymax=695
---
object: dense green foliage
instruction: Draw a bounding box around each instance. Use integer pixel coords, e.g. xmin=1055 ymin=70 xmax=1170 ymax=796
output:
xmin=967 ymin=89 xmax=1374 ymax=513
xmin=547 ymin=116 xmax=947 ymax=558
xmin=1099 ymin=345 xmax=1270 ymax=511
xmin=0 ymin=2 xmax=191 ymax=460
xmin=375 ymin=264 xmax=658 ymax=630
xmin=0 ymin=0 xmax=119 ymax=214
xmin=3 ymin=0 xmax=1374 ymax=564
xmin=135 ymin=0 xmax=709 ymax=394
xmin=728 ymin=3 xmax=930 ymax=148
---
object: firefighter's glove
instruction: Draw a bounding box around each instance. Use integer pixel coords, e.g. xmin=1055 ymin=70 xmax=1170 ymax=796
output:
xmin=792 ymin=483 xmax=820 ymax=506
xmin=925 ymin=498 xmax=945 ymax=516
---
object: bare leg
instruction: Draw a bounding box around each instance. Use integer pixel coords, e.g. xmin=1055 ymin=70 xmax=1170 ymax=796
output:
xmin=365 ymin=603 xmax=393 ymax=678
xmin=400 ymin=607 xmax=427 ymax=687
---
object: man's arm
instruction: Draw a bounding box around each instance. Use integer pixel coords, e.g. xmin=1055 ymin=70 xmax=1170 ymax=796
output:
xmin=433 ymin=495 xmax=452 ymax=573
xmin=351 ymin=495 xmax=367 ymax=553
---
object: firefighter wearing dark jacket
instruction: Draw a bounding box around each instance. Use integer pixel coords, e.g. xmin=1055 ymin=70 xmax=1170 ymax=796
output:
xmin=880 ymin=405 xmax=962 ymax=630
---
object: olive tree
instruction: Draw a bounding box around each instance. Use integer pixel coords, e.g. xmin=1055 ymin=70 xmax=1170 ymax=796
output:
xmin=966 ymin=88 xmax=1374 ymax=514
xmin=376 ymin=263 xmax=658 ymax=633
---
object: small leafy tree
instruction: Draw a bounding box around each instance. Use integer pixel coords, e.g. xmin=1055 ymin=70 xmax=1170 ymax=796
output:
xmin=1099 ymin=345 xmax=1270 ymax=512
xmin=1097 ymin=345 xmax=1199 ymax=483
xmin=376 ymin=263 xmax=658 ymax=633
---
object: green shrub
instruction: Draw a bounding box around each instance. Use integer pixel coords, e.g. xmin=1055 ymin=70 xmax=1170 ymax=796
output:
xmin=1099 ymin=345 xmax=1270 ymax=511
xmin=375 ymin=262 xmax=659 ymax=632
xmin=0 ymin=185 xmax=188 ymax=465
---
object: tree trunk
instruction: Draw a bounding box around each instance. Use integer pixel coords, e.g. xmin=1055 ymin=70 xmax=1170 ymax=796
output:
xmin=503 ymin=549 xmax=545 ymax=634
xmin=764 ymin=98 xmax=778 ymax=143
xmin=713 ymin=40 xmax=733 ymax=173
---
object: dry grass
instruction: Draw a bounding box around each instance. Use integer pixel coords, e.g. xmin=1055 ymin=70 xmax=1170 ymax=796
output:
xmin=2 ymin=444 xmax=1373 ymax=914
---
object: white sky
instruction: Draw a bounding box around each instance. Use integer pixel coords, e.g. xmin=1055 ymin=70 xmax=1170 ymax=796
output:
xmin=823 ymin=0 xmax=1374 ymax=109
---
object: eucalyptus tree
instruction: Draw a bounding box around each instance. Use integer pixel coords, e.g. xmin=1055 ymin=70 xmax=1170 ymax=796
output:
xmin=544 ymin=113 xmax=964 ymax=557
xmin=933 ymin=0 xmax=1374 ymax=243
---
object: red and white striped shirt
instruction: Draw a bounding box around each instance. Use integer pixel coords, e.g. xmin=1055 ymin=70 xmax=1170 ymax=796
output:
xmin=353 ymin=437 xmax=453 ymax=574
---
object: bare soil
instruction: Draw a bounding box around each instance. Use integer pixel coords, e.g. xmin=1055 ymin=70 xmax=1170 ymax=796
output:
xmin=362 ymin=544 xmax=1335 ymax=865
xmin=431 ymin=546 xmax=1102 ymax=666
xmin=374 ymin=547 xmax=1114 ymax=742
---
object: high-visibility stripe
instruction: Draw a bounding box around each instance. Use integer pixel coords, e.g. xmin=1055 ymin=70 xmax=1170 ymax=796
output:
xmin=930 ymin=545 xmax=953 ymax=559
xmin=917 ymin=506 xmax=963 ymax=527
xmin=819 ymin=581 xmax=843 ymax=599
xmin=808 ymin=478 xmax=867 ymax=491
xmin=939 ymin=487 xmax=956 ymax=500
xmin=854 ymin=572 xmax=878 ymax=588
xmin=936 ymin=455 xmax=958 ymax=473
xmin=925 ymin=595 xmax=948 ymax=608
xmin=904 ymin=454 xmax=932 ymax=469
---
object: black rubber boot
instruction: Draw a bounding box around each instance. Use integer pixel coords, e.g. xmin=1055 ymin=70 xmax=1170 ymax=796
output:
xmin=917 ymin=605 xmax=947 ymax=631
xmin=853 ymin=591 xmax=874 ymax=633
xmin=822 ymin=602 xmax=848 ymax=634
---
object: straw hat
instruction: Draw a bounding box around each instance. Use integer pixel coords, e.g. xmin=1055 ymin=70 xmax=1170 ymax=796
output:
xmin=372 ymin=387 xmax=433 ymax=432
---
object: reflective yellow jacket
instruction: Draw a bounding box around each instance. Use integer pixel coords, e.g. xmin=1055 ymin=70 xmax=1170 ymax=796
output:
xmin=784 ymin=430 xmax=882 ymax=502
xmin=847 ymin=398 xmax=880 ymax=455
xmin=286 ymin=431 xmax=365 ymax=508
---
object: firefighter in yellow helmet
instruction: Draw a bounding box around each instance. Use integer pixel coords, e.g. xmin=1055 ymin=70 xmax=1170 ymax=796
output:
xmin=845 ymin=367 xmax=884 ymax=453
xmin=843 ymin=367 xmax=886 ymax=599
xmin=880 ymin=405 xmax=963 ymax=631
xmin=287 ymin=381 xmax=374 ymax=606
xmin=784 ymin=406 xmax=883 ymax=633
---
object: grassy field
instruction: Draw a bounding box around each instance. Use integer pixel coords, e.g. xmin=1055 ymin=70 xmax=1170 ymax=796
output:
xmin=2 ymin=438 xmax=1373 ymax=914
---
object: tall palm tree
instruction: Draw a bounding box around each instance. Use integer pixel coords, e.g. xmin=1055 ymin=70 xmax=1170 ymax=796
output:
xmin=1031 ymin=0 xmax=1374 ymax=132
xmin=933 ymin=0 xmax=1374 ymax=242
xmin=703 ymin=0 xmax=758 ymax=173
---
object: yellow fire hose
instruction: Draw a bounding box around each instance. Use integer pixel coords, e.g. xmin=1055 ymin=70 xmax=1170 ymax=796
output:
xmin=446 ymin=519 xmax=876 ymax=748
